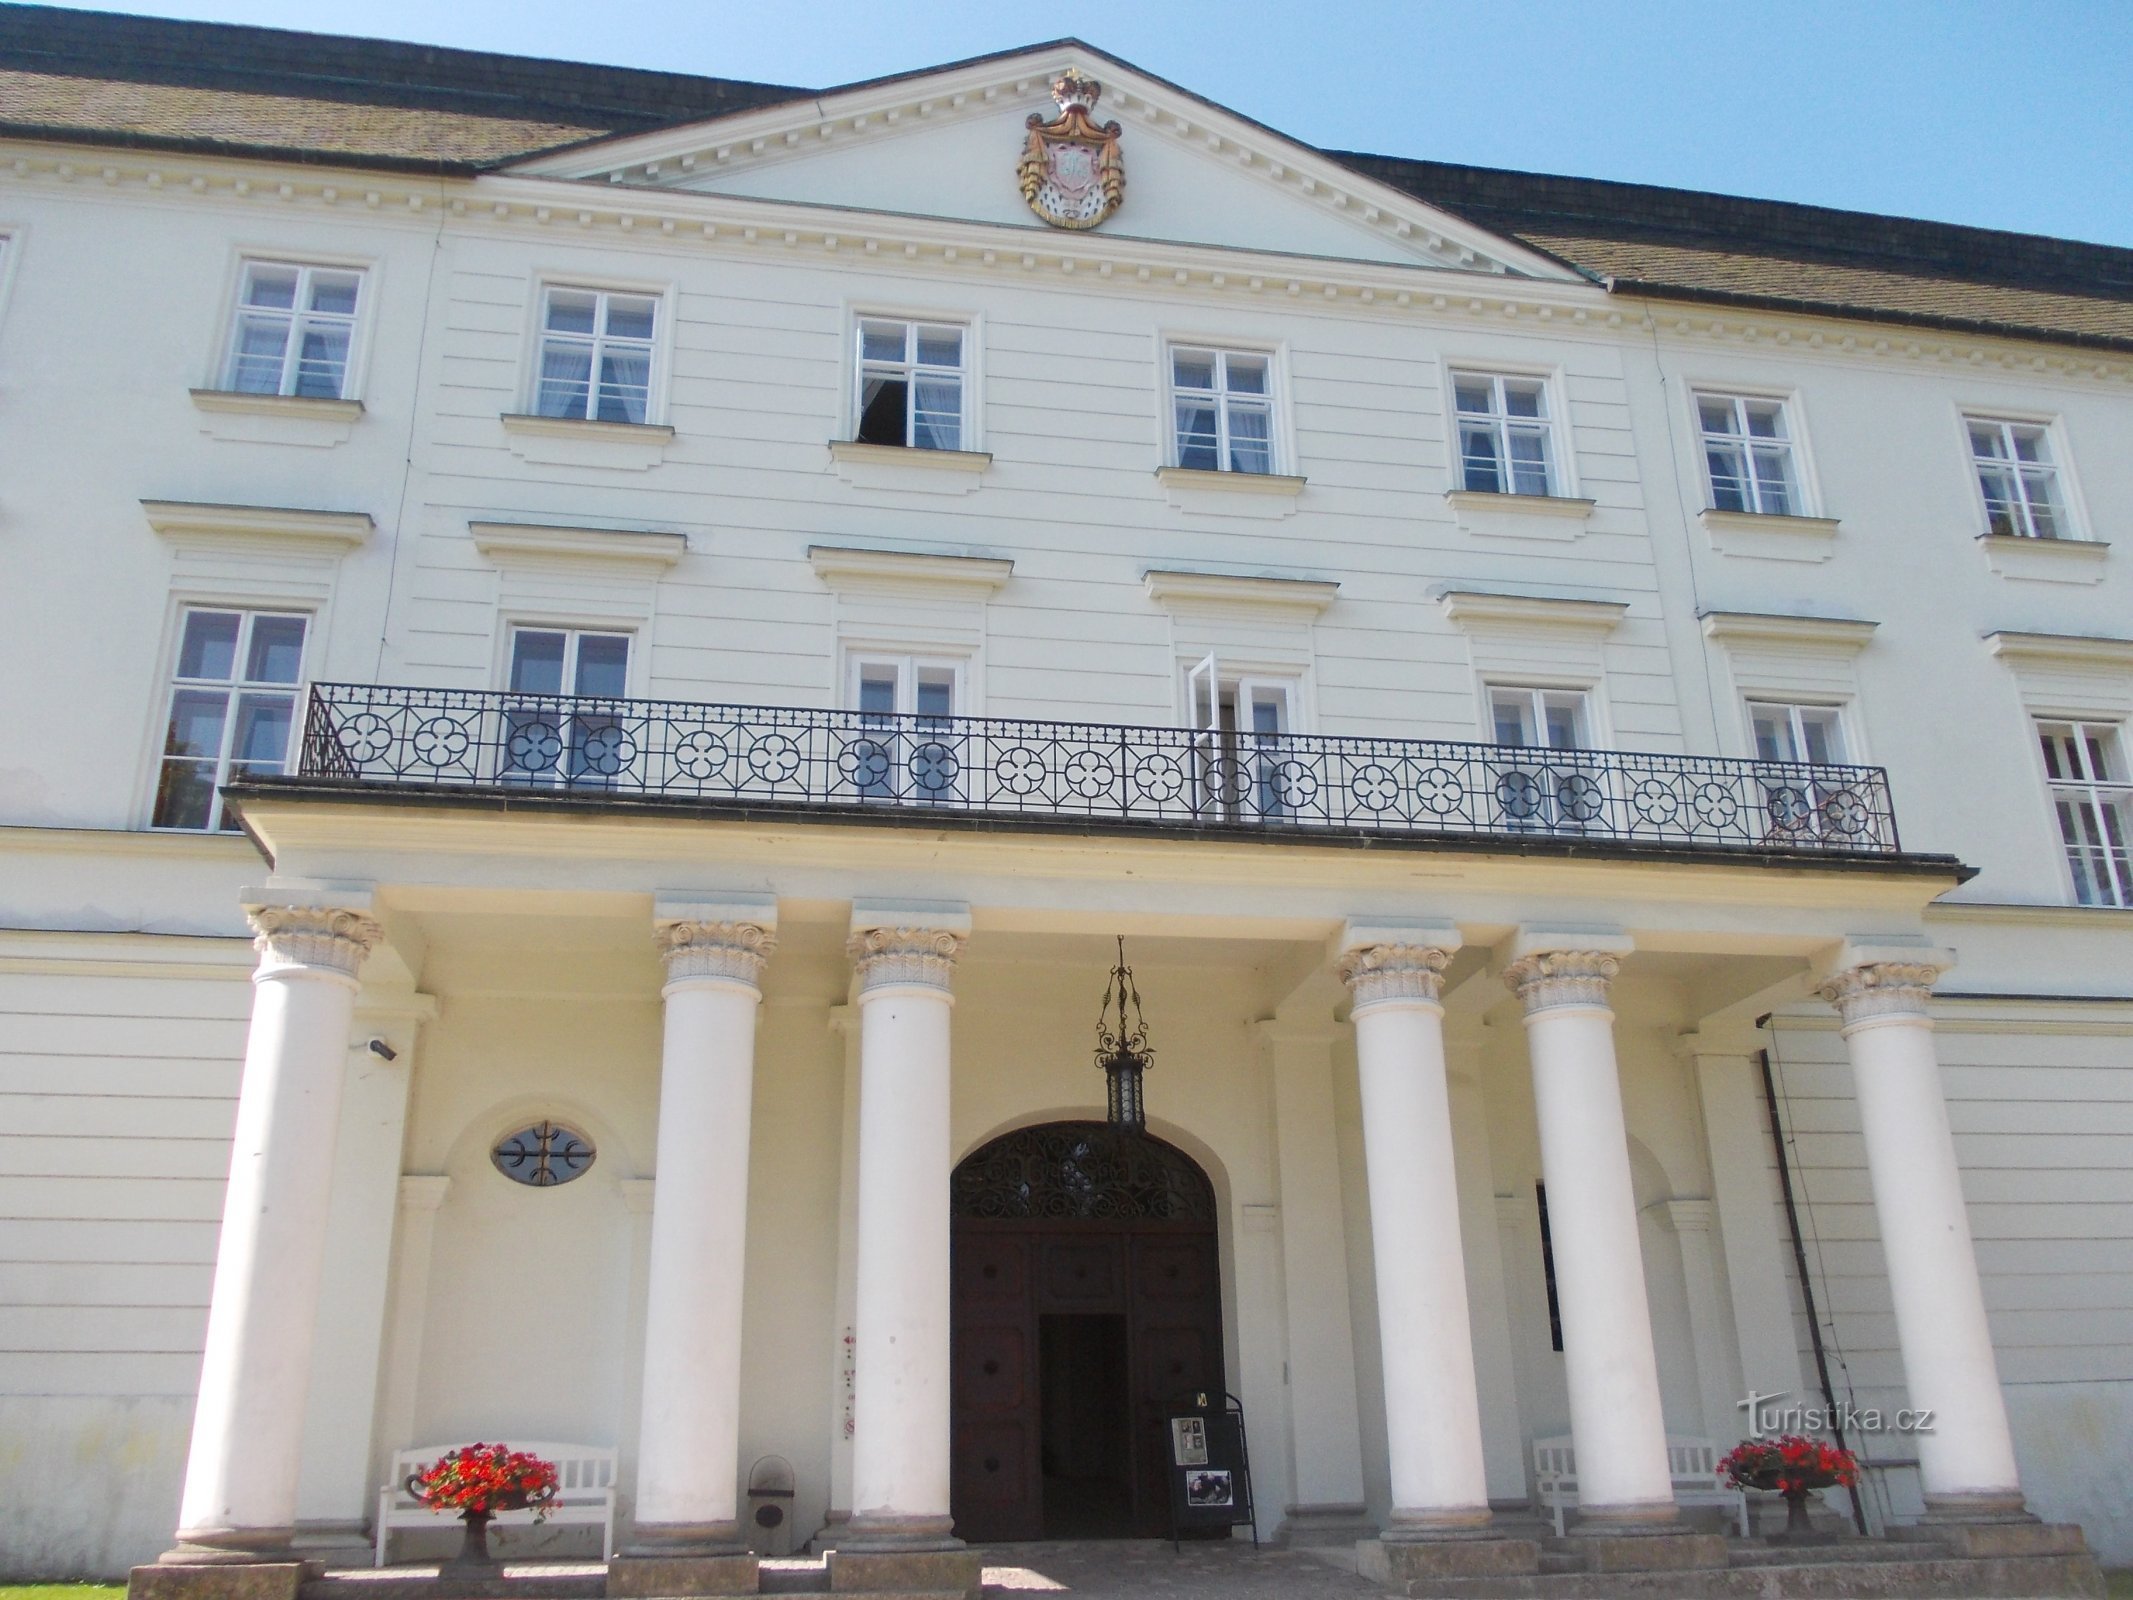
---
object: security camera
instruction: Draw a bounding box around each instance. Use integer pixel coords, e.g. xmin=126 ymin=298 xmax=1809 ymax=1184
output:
xmin=367 ymin=1038 xmax=399 ymax=1062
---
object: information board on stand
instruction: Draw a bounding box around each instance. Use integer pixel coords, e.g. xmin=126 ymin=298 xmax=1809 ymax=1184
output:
xmin=1164 ymin=1390 xmax=1256 ymax=1549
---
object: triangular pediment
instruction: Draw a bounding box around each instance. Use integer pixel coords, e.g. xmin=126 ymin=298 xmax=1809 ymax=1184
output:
xmin=508 ymin=43 xmax=1578 ymax=280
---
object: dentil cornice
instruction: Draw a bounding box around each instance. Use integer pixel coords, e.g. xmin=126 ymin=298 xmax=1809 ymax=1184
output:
xmin=4 ymin=138 xmax=2125 ymax=383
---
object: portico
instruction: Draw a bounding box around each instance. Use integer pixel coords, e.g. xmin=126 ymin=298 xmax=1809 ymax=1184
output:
xmin=119 ymin=742 xmax=2081 ymax=1598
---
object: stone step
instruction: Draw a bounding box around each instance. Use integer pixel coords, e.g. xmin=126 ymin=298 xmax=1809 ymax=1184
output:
xmin=1375 ymin=1550 xmax=2104 ymax=1599
xmin=303 ymin=1568 xmax=607 ymax=1600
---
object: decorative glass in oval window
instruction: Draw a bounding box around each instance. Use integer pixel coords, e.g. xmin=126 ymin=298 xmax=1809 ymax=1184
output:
xmin=491 ymin=1121 xmax=596 ymax=1187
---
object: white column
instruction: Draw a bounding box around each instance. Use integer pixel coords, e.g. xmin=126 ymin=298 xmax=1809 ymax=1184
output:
xmin=1818 ymin=950 xmax=2026 ymax=1518
xmin=168 ymin=902 xmax=381 ymax=1563
xmin=1504 ymin=937 xmax=1676 ymax=1527
xmin=1339 ymin=930 xmax=1493 ymax=1537
xmin=845 ymin=913 xmax=967 ymax=1548
xmin=1260 ymin=1016 xmax=1370 ymax=1536
xmin=628 ymin=913 xmax=776 ymax=1553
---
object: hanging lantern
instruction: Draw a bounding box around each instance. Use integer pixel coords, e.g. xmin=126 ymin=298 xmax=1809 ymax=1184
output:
xmin=1094 ymin=935 xmax=1153 ymax=1131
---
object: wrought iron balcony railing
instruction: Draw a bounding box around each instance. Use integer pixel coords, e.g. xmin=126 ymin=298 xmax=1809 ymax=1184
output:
xmin=290 ymin=682 xmax=1903 ymax=856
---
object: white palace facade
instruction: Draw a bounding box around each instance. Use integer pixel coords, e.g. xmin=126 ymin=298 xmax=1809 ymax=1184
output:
xmin=0 ymin=8 xmax=2130 ymax=1589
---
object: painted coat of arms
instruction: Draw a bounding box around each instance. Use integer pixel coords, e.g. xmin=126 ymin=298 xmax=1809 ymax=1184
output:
xmin=1018 ymin=70 xmax=1124 ymax=230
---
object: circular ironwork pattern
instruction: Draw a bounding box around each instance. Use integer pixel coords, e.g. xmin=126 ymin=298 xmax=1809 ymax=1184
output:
xmin=673 ymin=728 xmax=728 ymax=780
xmin=491 ymin=1120 xmax=596 ymax=1187
xmin=951 ymin=1120 xmax=1215 ymax=1223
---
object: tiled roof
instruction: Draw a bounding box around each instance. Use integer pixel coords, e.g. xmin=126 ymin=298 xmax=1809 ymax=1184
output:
xmin=1335 ymin=153 xmax=2133 ymax=353
xmin=5 ymin=5 xmax=2131 ymax=351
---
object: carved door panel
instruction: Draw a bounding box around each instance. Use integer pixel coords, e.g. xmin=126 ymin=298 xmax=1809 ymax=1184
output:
xmin=1127 ymin=1232 xmax=1224 ymax=1536
xmin=950 ymin=1229 xmax=1040 ymax=1541
xmin=1036 ymin=1233 xmax=1125 ymax=1313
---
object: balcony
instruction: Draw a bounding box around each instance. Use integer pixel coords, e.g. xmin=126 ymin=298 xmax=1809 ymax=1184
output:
xmin=284 ymin=683 xmax=1906 ymax=860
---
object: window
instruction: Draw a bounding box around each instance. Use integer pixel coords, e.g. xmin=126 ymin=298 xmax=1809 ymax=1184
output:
xmin=1748 ymin=700 xmax=1855 ymax=841
xmin=1171 ymin=347 xmax=1274 ymax=474
xmin=223 ymin=261 xmax=362 ymax=399
xmin=855 ymin=320 xmax=967 ymax=450
xmin=1453 ymin=372 xmax=1556 ymax=496
xmin=1488 ymin=686 xmax=1602 ymax=830
xmin=534 ymin=287 xmax=657 ymax=424
xmin=848 ymin=655 xmax=964 ymax=803
xmin=2038 ymin=721 xmax=2133 ymax=906
xmin=503 ymin=627 xmax=632 ymax=786
xmin=152 ymin=608 xmax=308 ymax=830
xmin=1696 ymin=393 xmax=1799 ymax=515
xmin=1968 ymin=418 xmax=2067 ymax=540
xmin=1749 ymin=701 xmax=1847 ymax=766
xmin=1186 ymin=655 xmax=1298 ymax=820
xmin=491 ymin=1121 xmax=596 ymax=1187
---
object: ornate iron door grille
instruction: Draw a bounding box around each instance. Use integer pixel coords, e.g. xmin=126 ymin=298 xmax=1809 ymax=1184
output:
xmin=291 ymin=682 xmax=1903 ymax=856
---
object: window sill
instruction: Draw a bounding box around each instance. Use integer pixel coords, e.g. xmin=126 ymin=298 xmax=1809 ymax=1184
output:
xmin=1155 ymin=465 xmax=1306 ymax=519
xmin=1698 ymin=508 xmax=1840 ymax=563
xmin=142 ymin=498 xmax=375 ymax=552
xmin=1446 ymin=489 xmax=1596 ymax=542
xmin=190 ymin=388 xmax=363 ymax=447
xmin=500 ymin=412 xmax=674 ymax=471
xmin=828 ymin=439 xmax=992 ymax=495
xmin=1978 ymin=532 xmax=2108 ymax=585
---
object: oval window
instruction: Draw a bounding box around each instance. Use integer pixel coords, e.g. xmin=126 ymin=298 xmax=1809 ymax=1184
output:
xmin=491 ymin=1120 xmax=596 ymax=1187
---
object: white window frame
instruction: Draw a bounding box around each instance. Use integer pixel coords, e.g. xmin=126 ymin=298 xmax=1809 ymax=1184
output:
xmin=2035 ymin=718 xmax=2133 ymax=908
xmin=219 ymin=258 xmax=367 ymax=400
xmin=1165 ymin=342 xmax=1284 ymax=475
xmin=149 ymin=605 xmax=313 ymax=832
xmin=844 ymin=652 xmax=969 ymax=806
xmin=528 ymin=281 xmax=666 ymax=425
xmin=1691 ymin=389 xmax=1811 ymax=517
xmin=1963 ymin=412 xmax=2079 ymax=541
xmin=498 ymin=623 xmax=637 ymax=789
xmin=851 ymin=316 xmax=972 ymax=451
xmin=1184 ymin=653 xmax=1305 ymax=821
xmin=1483 ymin=682 xmax=1608 ymax=833
xmin=0 ymin=229 xmax=21 ymax=333
xmin=1744 ymin=699 xmax=1850 ymax=766
xmin=1449 ymin=368 xmax=1562 ymax=497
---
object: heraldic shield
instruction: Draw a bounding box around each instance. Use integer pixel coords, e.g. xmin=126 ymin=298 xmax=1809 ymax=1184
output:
xmin=1019 ymin=69 xmax=1124 ymax=230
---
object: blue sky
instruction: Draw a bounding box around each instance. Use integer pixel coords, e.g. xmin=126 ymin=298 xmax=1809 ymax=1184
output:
xmin=34 ymin=0 xmax=2133 ymax=249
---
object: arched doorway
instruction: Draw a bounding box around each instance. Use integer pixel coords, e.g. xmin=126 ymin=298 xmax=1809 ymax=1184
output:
xmin=949 ymin=1121 xmax=1224 ymax=1542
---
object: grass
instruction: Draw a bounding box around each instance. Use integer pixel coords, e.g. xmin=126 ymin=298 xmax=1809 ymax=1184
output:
xmin=2106 ymin=1569 xmax=2133 ymax=1600
xmin=0 ymin=1589 xmax=125 ymax=1600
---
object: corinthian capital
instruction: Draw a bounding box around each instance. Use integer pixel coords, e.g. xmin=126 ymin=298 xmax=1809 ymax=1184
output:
xmin=1817 ymin=961 xmax=1942 ymax=1028
xmin=1503 ymin=949 xmax=1619 ymax=1014
xmin=247 ymin=905 xmax=382 ymax=979
xmin=847 ymin=925 xmax=965 ymax=995
xmin=1337 ymin=943 xmax=1451 ymax=1011
xmin=656 ymin=919 xmax=776 ymax=989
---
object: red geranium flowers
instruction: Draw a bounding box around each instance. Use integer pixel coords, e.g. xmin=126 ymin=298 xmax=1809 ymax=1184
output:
xmin=1719 ymin=1435 xmax=1860 ymax=1497
xmin=409 ymin=1443 xmax=560 ymax=1519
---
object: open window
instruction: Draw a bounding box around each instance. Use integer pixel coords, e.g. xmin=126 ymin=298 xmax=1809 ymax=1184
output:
xmin=1187 ymin=654 xmax=1299 ymax=821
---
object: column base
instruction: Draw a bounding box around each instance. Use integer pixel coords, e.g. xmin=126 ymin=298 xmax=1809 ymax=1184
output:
xmin=828 ymin=1547 xmax=981 ymax=1598
xmin=1359 ymin=1535 xmax=1540 ymax=1582
xmin=1381 ymin=1506 xmax=1497 ymax=1541
xmin=607 ymin=1553 xmax=760 ymax=1596
xmin=129 ymin=1563 xmax=311 ymax=1600
xmin=1276 ymin=1503 xmax=1376 ymax=1546
xmin=155 ymin=1529 xmax=306 ymax=1567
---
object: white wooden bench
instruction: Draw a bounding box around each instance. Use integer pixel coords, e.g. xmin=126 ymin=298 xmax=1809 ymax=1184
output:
xmin=375 ymin=1442 xmax=617 ymax=1566
xmin=1531 ymin=1434 xmax=1750 ymax=1538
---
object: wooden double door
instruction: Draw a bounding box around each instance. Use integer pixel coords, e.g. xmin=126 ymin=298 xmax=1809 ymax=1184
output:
xmin=950 ymin=1219 xmax=1223 ymax=1541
